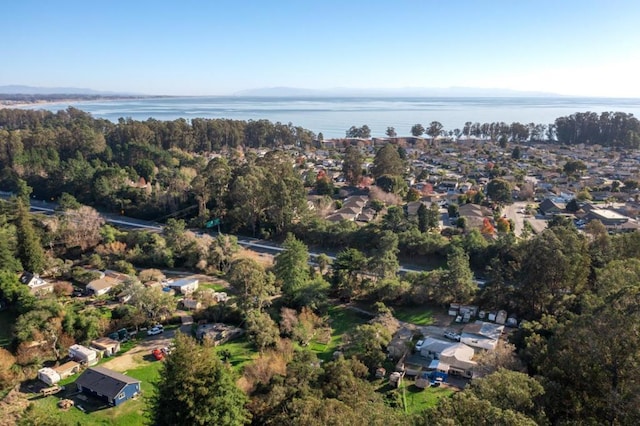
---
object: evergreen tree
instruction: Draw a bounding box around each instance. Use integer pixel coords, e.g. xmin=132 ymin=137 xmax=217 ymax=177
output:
xmin=417 ymin=203 xmax=429 ymax=232
xmin=151 ymin=333 xmax=250 ymax=426
xmin=342 ymin=146 xmax=363 ymax=186
xmin=0 ymin=228 xmax=21 ymax=272
xmin=445 ymin=245 xmax=476 ymax=304
xmin=371 ymin=144 xmax=404 ymax=178
xmin=427 ymin=202 xmax=441 ymax=230
xmin=274 ymin=234 xmax=311 ymax=304
xmin=15 ymin=200 xmax=45 ymax=274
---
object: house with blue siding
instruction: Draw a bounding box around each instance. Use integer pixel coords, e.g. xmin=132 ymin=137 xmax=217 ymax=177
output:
xmin=75 ymin=366 xmax=141 ymax=406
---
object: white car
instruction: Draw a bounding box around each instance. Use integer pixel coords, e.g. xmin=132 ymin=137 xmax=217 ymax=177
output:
xmin=147 ymin=325 xmax=164 ymax=336
xmin=415 ymin=339 xmax=425 ymax=351
xmin=444 ymin=331 xmax=461 ymax=341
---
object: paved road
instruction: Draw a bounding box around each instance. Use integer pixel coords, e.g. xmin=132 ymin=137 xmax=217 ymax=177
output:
xmin=1 ymin=193 xmax=436 ymax=274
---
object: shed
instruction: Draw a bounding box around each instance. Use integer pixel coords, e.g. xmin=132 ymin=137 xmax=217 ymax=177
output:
xmin=91 ymin=337 xmax=121 ymax=356
xmin=169 ymin=278 xmax=199 ymax=295
xmin=182 ymin=298 xmax=202 ymax=310
xmin=68 ymin=344 xmax=98 ymax=365
xmin=389 ymin=371 xmax=404 ymax=388
xmin=75 ymin=366 xmax=141 ymax=407
xmin=415 ymin=371 xmax=431 ymax=389
xmin=38 ymin=367 xmax=61 ymax=386
xmin=213 ymin=292 xmax=229 ymax=303
xmin=54 ymin=361 xmax=81 ymax=379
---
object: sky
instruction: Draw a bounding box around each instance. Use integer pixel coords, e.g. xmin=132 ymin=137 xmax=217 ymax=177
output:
xmin=2 ymin=0 xmax=640 ymax=97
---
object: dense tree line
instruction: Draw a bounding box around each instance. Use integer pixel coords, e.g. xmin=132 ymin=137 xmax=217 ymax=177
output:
xmin=0 ymin=108 xmax=314 ymax=235
xmin=554 ymin=111 xmax=640 ymax=147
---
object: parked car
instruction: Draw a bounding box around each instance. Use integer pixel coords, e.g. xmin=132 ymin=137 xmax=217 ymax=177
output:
xmin=415 ymin=339 xmax=425 ymax=352
xmin=151 ymin=348 xmax=164 ymax=360
xmin=147 ymin=325 xmax=164 ymax=336
xmin=444 ymin=331 xmax=461 ymax=341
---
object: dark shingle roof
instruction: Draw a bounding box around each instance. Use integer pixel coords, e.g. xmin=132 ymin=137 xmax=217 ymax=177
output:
xmin=75 ymin=366 xmax=140 ymax=400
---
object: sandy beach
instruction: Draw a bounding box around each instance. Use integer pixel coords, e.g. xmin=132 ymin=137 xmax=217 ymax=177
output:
xmin=0 ymin=99 xmax=77 ymax=109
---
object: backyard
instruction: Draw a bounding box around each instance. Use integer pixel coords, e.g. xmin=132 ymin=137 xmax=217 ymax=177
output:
xmin=25 ymin=361 xmax=161 ymax=426
xmin=308 ymin=305 xmax=371 ymax=361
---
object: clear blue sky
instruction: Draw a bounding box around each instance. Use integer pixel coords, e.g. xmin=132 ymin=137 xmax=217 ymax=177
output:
xmin=2 ymin=0 xmax=640 ymax=97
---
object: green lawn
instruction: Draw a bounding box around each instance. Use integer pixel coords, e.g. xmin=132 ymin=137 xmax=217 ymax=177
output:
xmin=214 ymin=336 xmax=257 ymax=370
xmin=0 ymin=309 xmax=17 ymax=347
xmin=391 ymin=306 xmax=434 ymax=326
xmin=309 ymin=305 xmax=370 ymax=362
xmin=396 ymin=379 xmax=455 ymax=414
xmin=199 ymin=281 xmax=228 ymax=292
xmin=27 ymin=362 xmax=162 ymax=426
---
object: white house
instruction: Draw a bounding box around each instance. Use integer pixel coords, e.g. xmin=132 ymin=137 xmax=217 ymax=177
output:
xmin=37 ymin=367 xmax=61 ymax=386
xmin=68 ymin=344 xmax=98 ymax=365
xmin=419 ymin=337 xmax=477 ymax=378
xmin=87 ymin=276 xmax=119 ymax=296
xmin=19 ymin=272 xmax=53 ymax=294
xmin=460 ymin=321 xmax=505 ymax=351
xmin=169 ymin=278 xmax=199 ymax=295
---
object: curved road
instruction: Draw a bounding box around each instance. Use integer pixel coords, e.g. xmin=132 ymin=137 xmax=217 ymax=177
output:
xmin=4 ymin=194 xmax=435 ymax=274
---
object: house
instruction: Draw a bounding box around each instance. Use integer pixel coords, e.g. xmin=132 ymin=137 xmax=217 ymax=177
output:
xmin=387 ymin=327 xmax=414 ymax=359
xmin=91 ymin=337 xmax=121 ymax=357
xmin=54 ymin=360 xmax=80 ymax=379
xmin=19 ymin=272 xmax=53 ymax=294
xmin=86 ymin=276 xmax=120 ymax=296
xmin=169 ymin=277 xmax=199 ymax=295
xmin=196 ymin=323 xmax=244 ymax=345
xmin=460 ymin=321 xmax=505 ymax=351
xmin=20 ymin=272 xmax=46 ymax=289
xmin=37 ymin=367 xmax=61 ymax=386
xmin=419 ymin=337 xmax=477 ymax=378
xmin=68 ymin=344 xmax=98 ymax=365
xmin=539 ymin=198 xmax=565 ymax=216
xmin=75 ymin=366 xmax=141 ymax=406
xmin=458 ymin=203 xmax=494 ymax=230
xmin=584 ymin=208 xmax=629 ymax=226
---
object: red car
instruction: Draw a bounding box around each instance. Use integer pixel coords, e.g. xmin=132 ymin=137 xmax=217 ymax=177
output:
xmin=152 ymin=348 xmax=164 ymax=360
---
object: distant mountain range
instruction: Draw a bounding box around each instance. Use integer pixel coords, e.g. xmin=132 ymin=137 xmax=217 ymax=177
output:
xmin=0 ymin=85 xmax=137 ymax=96
xmin=234 ymin=86 xmax=563 ymax=98
xmin=0 ymin=84 xmax=562 ymax=98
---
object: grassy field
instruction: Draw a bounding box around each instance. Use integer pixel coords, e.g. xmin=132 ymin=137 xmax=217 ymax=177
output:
xmin=308 ymin=305 xmax=370 ymax=361
xmin=391 ymin=306 xmax=434 ymax=326
xmin=27 ymin=362 xmax=161 ymax=426
xmin=0 ymin=309 xmax=16 ymax=347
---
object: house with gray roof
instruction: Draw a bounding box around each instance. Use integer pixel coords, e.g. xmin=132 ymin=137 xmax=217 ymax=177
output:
xmin=75 ymin=366 xmax=140 ymax=406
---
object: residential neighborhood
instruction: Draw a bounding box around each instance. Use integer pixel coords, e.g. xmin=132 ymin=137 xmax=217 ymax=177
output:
xmin=1 ymin=106 xmax=640 ymax=425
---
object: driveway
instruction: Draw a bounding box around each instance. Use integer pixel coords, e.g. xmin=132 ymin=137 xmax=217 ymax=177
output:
xmin=102 ymin=325 xmax=191 ymax=372
xmin=504 ymin=201 xmax=548 ymax=236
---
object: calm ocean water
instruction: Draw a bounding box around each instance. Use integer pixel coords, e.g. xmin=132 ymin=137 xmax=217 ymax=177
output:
xmin=20 ymin=96 xmax=640 ymax=139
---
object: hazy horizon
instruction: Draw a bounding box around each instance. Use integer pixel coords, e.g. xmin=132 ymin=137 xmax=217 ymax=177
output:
xmin=2 ymin=1 xmax=640 ymax=97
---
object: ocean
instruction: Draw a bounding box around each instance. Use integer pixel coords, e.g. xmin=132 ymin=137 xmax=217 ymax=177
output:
xmin=19 ymin=96 xmax=640 ymax=139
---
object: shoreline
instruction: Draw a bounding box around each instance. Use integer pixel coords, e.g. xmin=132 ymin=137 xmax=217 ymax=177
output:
xmin=0 ymin=96 xmax=166 ymax=110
